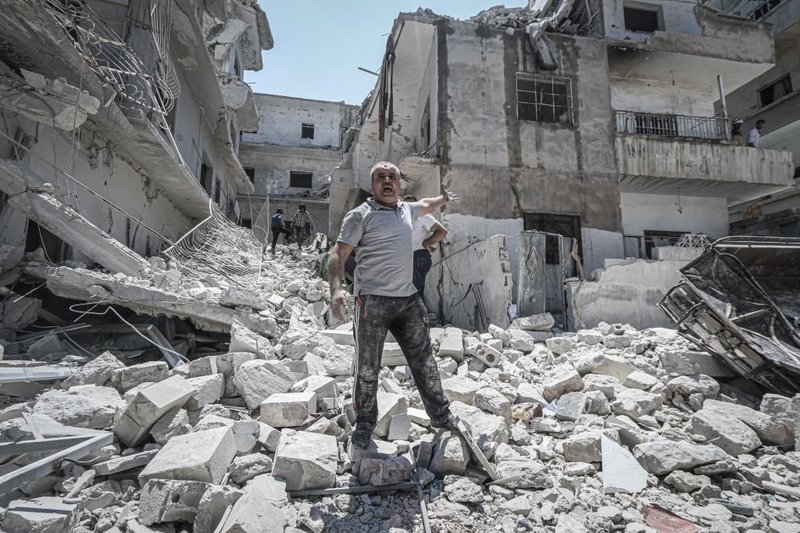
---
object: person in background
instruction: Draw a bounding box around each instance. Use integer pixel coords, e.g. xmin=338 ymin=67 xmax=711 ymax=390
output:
xmin=746 ymin=119 xmax=765 ymax=147
xmin=403 ymin=195 xmax=448 ymax=299
xmin=293 ymin=204 xmax=314 ymax=246
xmin=731 ymin=119 xmax=744 ymax=146
xmin=270 ymin=208 xmax=291 ymax=254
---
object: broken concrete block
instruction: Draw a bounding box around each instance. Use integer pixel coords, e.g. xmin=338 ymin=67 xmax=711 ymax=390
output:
xmin=188 ymin=356 xmax=218 ymax=377
xmin=2 ymin=496 xmax=76 ymax=533
xmin=61 ymin=351 xmax=124 ymax=388
xmin=229 ymin=320 xmax=275 ymax=359
xmin=317 ymin=343 xmax=354 ymax=376
xmin=761 ymin=394 xmax=795 ymax=438
xmin=114 ymin=375 xmax=196 ymax=447
xmin=429 ymin=434 xmax=469 ymax=476
xmin=546 ymin=336 xmax=574 ymax=355
xmin=185 ymin=374 xmax=224 ymax=410
xmin=665 ymin=374 xmax=719 ymax=399
xmin=438 ymin=327 xmax=464 ymax=360
xmin=495 ymin=460 xmax=553 ymax=489
xmin=475 ymin=387 xmax=511 ymax=421
xmin=272 ymin=430 xmax=338 ymax=490
xmin=290 ymin=375 xmax=337 ymax=404
xmin=601 ymin=435 xmax=647 ymax=494
xmin=659 ymin=350 xmax=734 ymax=378
xmin=443 ymin=475 xmax=484 ymax=503
xmin=555 ymin=392 xmax=588 ymax=422
xmin=611 ymin=388 xmax=662 ymax=421
xmin=194 ymin=485 xmax=243 ymax=533
xmin=228 ymin=453 xmax=273 ymax=485
xmin=563 ymin=430 xmax=619 ymax=463
xmin=92 ymin=449 xmax=158 ymax=476
xmin=375 ymin=391 xmax=408 ymax=438
xmin=583 ymin=374 xmax=621 ymax=400
xmin=408 ymin=407 xmax=431 ymax=427
xmin=259 ymin=391 xmax=316 ymax=428
xmin=231 ymin=420 xmax=260 ymax=455
xmin=139 ymin=427 xmax=236 ymax=485
xmin=632 ymin=441 xmax=729 ymax=475
xmin=623 ymin=371 xmax=659 ymax=390
xmin=257 ymin=422 xmax=281 ymax=452
xmin=218 ymin=351 xmax=256 ymax=397
xmin=111 ymin=361 xmax=170 ymax=392
xmin=442 ymin=376 xmax=480 ymax=404
xmin=585 ymin=390 xmax=611 ymax=415
xmin=320 ymin=329 xmax=355 ymax=346
xmin=474 ymin=343 xmax=502 ymax=367
xmin=506 ymin=329 xmax=536 ymax=353
xmin=511 ymin=313 xmax=554 ymax=331
xmin=450 ymin=401 xmax=508 ymax=460
xmin=542 ymin=364 xmax=584 ymax=401
xmin=388 ymin=413 xmax=411 ymax=441
xmin=138 ymin=479 xmax=210 ymax=525
xmin=687 ymin=408 xmax=762 ymax=456
xmin=281 ymin=323 xmax=326 ymax=360
xmin=664 ymin=470 xmax=710 ymax=493
xmin=576 ymin=330 xmax=604 ymax=345
xmin=702 ymin=399 xmax=792 ymax=446
xmin=33 ymin=385 xmax=124 ymax=429
xmin=217 ymin=474 xmax=288 ymax=533
xmin=220 ymin=288 xmax=272 ymax=311
xmin=516 ymin=383 xmax=548 ymax=406
xmin=358 ymin=456 xmax=414 ymax=486
xmin=233 ymin=360 xmax=296 ymax=410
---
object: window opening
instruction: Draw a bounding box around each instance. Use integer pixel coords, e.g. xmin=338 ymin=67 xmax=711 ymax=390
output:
xmin=759 ymin=75 xmax=793 ymax=107
xmin=289 ymin=171 xmax=313 ymax=189
xmin=623 ymin=4 xmax=663 ymax=32
xmin=301 ymin=123 xmax=314 ymax=139
xmin=517 ymin=75 xmax=573 ymax=125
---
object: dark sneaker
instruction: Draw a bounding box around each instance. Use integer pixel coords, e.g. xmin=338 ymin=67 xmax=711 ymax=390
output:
xmin=350 ymin=424 xmax=373 ymax=450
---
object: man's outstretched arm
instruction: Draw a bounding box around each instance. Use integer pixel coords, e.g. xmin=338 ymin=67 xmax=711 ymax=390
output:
xmin=418 ymin=184 xmax=459 ymax=218
xmin=328 ymin=242 xmax=355 ymax=320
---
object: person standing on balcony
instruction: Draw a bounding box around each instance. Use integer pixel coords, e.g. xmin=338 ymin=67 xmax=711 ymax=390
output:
xmin=731 ymin=119 xmax=744 ymax=146
xmin=403 ymin=195 xmax=448 ymax=300
xmin=746 ymin=119 xmax=765 ymax=147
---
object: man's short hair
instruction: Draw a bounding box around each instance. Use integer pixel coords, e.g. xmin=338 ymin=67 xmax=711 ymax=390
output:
xmin=299 ymin=204 xmax=306 ymax=210
xmin=277 ymin=208 xmax=283 ymax=214
xmin=756 ymin=119 xmax=766 ymax=126
xmin=369 ymin=161 xmax=400 ymax=181
xmin=403 ymin=195 xmax=418 ymax=202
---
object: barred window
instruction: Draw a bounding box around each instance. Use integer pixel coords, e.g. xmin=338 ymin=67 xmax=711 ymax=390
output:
xmin=517 ymin=74 xmax=573 ymax=125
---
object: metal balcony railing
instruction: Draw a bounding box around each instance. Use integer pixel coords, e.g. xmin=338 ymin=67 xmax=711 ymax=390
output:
xmin=614 ymin=111 xmax=731 ymax=142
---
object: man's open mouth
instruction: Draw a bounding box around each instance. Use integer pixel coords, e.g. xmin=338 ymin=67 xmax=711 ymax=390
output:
xmin=383 ymin=186 xmax=393 ymax=194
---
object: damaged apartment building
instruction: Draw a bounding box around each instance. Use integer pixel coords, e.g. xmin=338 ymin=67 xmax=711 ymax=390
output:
xmin=332 ymin=0 xmax=796 ymax=332
xmin=0 ymin=0 xmax=272 ymax=277
xmin=237 ymin=94 xmax=360 ymax=237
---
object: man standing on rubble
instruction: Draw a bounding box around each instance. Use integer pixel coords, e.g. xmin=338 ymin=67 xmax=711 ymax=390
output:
xmin=328 ymin=161 xmax=457 ymax=450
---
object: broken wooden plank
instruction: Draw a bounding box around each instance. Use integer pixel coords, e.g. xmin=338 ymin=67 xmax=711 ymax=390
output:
xmin=762 ymin=481 xmax=800 ymax=500
xmin=454 ymin=418 xmax=499 ymax=481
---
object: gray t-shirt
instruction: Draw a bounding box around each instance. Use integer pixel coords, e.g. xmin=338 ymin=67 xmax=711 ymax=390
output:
xmin=337 ymin=198 xmax=420 ymax=297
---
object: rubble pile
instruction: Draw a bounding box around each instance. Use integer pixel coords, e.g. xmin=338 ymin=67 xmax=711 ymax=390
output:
xmin=0 ymin=245 xmax=799 ymax=533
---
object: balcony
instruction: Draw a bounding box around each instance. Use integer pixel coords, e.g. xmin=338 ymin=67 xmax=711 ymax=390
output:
xmin=615 ymin=111 xmax=730 ymax=142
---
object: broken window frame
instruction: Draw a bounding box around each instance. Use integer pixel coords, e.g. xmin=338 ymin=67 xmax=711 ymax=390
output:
xmin=289 ymin=171 xmax=313 ymax=189
xmin=758 ymin=74 xmax=793 ymax=108
xmin=301 ymin=123 xmax=315 ymax=140
xmin=622 ymin=2 xmax=664 ymax=33
xmin=516 ymin=74 xmax=574 ymax=125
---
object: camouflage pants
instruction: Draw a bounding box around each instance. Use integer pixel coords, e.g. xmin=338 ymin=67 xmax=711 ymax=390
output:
xmin=352 ymin=293 xmax=450 ymax=428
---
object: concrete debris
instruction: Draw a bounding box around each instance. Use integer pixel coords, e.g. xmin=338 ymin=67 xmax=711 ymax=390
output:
xmin=6 ymin=250 xmax=800 ymax=532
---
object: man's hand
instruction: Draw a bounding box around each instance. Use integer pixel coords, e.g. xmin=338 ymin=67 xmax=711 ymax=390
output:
xmin=331 ymin=288 xmax=348 ymax=321
xmin=441 ymin=184 xmax=459 ymax=204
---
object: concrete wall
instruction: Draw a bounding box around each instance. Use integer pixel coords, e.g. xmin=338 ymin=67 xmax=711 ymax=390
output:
xmin=615 ymin=136 xmax=795 ymax=184
xmin=239 ymin=144 xmax=340 ymax=196
xmin=2 ymin=115 xmax=192 ymax=261
xmin=603 ymin=0 xmax=701 ymax=42
xmin=610 ymin=77 xmax=714 ymax=116
xmin=566 ymin=258 xmax=691 ymax=329
xmin=242 ymin=94 xmax=357 ymax=149
xmin=620 ymin=192 xmax=729 ymax=239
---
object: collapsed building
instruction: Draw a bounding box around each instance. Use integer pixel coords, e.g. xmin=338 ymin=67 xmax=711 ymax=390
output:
xmin=0 ymin=0 xmax=272 ymax=274
xmin=331 ymin=0 xmax=795 ymax=332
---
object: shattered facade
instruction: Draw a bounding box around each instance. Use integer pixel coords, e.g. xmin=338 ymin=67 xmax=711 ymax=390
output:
xmin=238 ymin=94 xmax=360 ymax=236
xmin=332 ymin=0 xmax=795 ymax=331
xmin=0 ymin=0 xmax=272 ymax=272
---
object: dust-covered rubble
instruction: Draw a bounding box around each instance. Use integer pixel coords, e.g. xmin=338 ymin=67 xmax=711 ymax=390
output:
xmin=0 ymin=246 xmax=799 ymax=533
